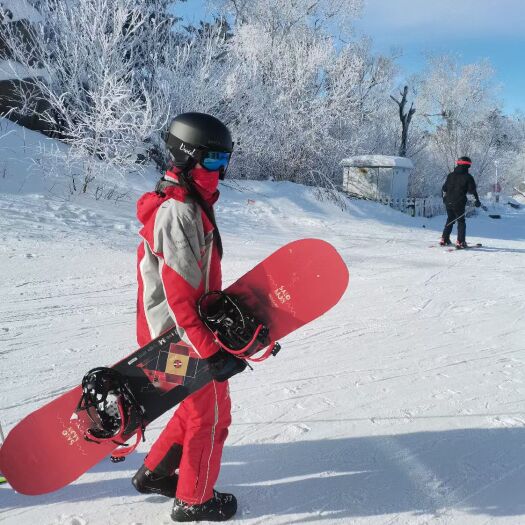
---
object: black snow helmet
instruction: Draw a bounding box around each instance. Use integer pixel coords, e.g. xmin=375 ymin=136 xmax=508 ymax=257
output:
xmin=166 ymin=112 xmax=233 ymax=169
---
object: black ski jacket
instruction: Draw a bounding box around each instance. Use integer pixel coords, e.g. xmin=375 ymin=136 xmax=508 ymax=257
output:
xmin=442 ymin=165 xmax=479 ymax=207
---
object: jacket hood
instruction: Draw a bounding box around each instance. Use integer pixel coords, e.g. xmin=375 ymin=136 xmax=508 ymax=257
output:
xmin=136 ymin=185 xmax=186 ymax=227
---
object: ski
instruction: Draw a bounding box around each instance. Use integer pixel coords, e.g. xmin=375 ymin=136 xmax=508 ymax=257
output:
xmin=457 ymin=243 xmax=482 ymax=249
xmin=448 ymin=243 xmax=483 ymax=251
xmin=431 ymin=242 xmax=483 ymax=251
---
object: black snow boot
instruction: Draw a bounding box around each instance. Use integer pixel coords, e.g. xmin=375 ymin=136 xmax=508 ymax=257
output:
xmin=455 ymin=241 xmax=468 ymax=249
xmin=171 ymin=490 xmax=237 ymax=522
xmin=132 ymin=464 xmax=178 ymax=498
xmin=439 ymin=237 xmax=452 ymax=246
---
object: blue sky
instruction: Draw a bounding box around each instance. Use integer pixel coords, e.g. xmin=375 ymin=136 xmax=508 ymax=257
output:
xmin=174 ymin=0 xmax=525 ymax=114
xmin=354 ymin=0 xmax=525 ymax=114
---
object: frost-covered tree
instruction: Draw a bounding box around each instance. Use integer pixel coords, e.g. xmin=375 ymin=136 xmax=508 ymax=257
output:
xmin=487 ymin=112 xmax=525 ymax=195
xmin=5 ymin=0 xmax=518 ymax=202
xmin=1 ymin=0 xmax=175 ymax=192
xmin=408 ymin=55 xmax=517 ymax=196
xmin=216 ymin=0 xmax=395 ymax=189
xmin=0 ymin=0 xmax=50 ymax=131
xmin=417 ymin=56 xmax=499 ymax=169
xmin=511 ymin=114 xmax=525 ymax=193
xmin=390 ymin=85 xmax=416 ymax=157
xmin=225 ymin=0 xmax=362 ymax=37
xmin=163 ymin=19 xmax=231 ymax=119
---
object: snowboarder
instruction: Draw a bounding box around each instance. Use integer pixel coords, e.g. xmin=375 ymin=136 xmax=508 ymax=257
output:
xmin=131 ymin=112 xmax=239 ymax=522
xmin=440 ymin=156 xmax=482 ymax=249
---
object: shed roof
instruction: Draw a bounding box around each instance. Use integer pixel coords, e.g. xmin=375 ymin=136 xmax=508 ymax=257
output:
xmin=341 ymin=155 xmax=413 ymax=169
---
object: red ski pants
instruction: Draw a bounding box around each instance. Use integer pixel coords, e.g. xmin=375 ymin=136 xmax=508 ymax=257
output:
xmin=144 ymin=380 xmax=231 ymax=504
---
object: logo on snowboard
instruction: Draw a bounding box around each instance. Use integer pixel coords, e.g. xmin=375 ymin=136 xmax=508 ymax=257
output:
xmin=274 ymin=285 xmax=291 ymax=304
xmin=61 ymin=427 xmax=80 ymax=446
xmin=138 ymin=342 xmax=197 ymax=393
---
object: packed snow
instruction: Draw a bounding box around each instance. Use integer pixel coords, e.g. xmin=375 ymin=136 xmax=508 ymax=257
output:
xmin=1 ymin=121 xmax=525 ymax=524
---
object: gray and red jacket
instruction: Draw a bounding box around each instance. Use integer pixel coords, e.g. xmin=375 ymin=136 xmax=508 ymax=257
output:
xmin=136 ymin=172 xmax=221 ymax=357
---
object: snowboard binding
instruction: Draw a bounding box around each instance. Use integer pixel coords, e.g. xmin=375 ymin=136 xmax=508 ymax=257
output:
xmin=198 ymin=291 xmax=281 ymax=362
xmin=76 ymin=367 xmax=145 ymax=461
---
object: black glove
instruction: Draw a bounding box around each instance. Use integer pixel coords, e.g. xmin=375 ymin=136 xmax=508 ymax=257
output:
xmin=475 ymin=200 xmax=481 ymax=208
xmin=207 ymin=350 xmax=247 ymax=382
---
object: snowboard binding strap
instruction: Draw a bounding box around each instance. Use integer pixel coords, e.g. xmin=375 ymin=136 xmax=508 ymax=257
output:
xmin=197 ymin=291 xmax=281 ymax=362
xmin=77 ymin=367 xmax=146 ymax=459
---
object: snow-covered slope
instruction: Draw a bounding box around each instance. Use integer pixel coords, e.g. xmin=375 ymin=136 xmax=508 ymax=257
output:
xmin=1 ymin=122 xmax=525 ymax=525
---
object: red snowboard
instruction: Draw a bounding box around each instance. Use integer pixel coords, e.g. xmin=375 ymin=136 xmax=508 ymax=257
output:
xmin=0 ymin=238 xmax=349 ymax=495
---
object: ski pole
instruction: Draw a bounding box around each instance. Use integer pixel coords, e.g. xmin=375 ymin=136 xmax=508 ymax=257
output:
xmin=444 ymin=211 xmax=467 ymax=228
xmin=445 ymin=201 xmax=491 ymax=227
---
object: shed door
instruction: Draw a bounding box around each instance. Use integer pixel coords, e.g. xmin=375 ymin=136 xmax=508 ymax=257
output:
xmin=391 ymin=168 xmax=409 ymax=199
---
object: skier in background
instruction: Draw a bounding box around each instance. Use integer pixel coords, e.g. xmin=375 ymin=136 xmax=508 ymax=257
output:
xmin=440 ymin=156 xmax=481 ymax=249
xmin=131 ymin=112 xmax=243 ymax=522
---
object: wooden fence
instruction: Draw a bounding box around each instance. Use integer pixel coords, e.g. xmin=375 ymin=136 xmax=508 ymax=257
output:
xmin=377 ymin=196 xmax=446 ymax=218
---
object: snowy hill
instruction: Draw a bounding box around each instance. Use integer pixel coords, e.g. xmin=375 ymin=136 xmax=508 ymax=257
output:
xmin=1 ymin=120 xmax=525 ymax=524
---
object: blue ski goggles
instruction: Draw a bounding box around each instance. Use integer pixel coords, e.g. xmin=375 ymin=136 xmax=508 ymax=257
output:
xmin=200 ymin=150 xmax=231 ymax=172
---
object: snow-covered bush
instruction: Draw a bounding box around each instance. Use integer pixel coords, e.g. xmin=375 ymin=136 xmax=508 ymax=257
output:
xmin=219 ymin=0 xmax=395 ymax=190
xmin=1 ymin=1 xmax=523 ymax=200
xmin=1 ymin=0 xmax=174 ymax=192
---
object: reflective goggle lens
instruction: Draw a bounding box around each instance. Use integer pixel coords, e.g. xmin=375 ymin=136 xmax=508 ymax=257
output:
xmin=201 ymin=151 xmax=231 ymax=171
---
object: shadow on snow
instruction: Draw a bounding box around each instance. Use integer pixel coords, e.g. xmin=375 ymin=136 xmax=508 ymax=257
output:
xmin=2 ymin=428 xmax=525 ymax=521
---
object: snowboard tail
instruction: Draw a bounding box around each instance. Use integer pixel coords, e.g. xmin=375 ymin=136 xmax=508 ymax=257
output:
xmin=0 ymin=238 xmax=349 ymax=495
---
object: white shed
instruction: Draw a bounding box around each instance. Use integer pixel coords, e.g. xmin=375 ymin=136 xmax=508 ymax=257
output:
xmin=341 ymin=155 xmax=413 ymax=199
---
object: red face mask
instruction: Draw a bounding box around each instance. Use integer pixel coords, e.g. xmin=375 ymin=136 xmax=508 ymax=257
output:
xmin=164 ymin=166 xmax=220 ymax=205
xmin=190 ymin=166 xmax=220 ymax=204
xmin=191 ymin=166 xmax=219 ymax=191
